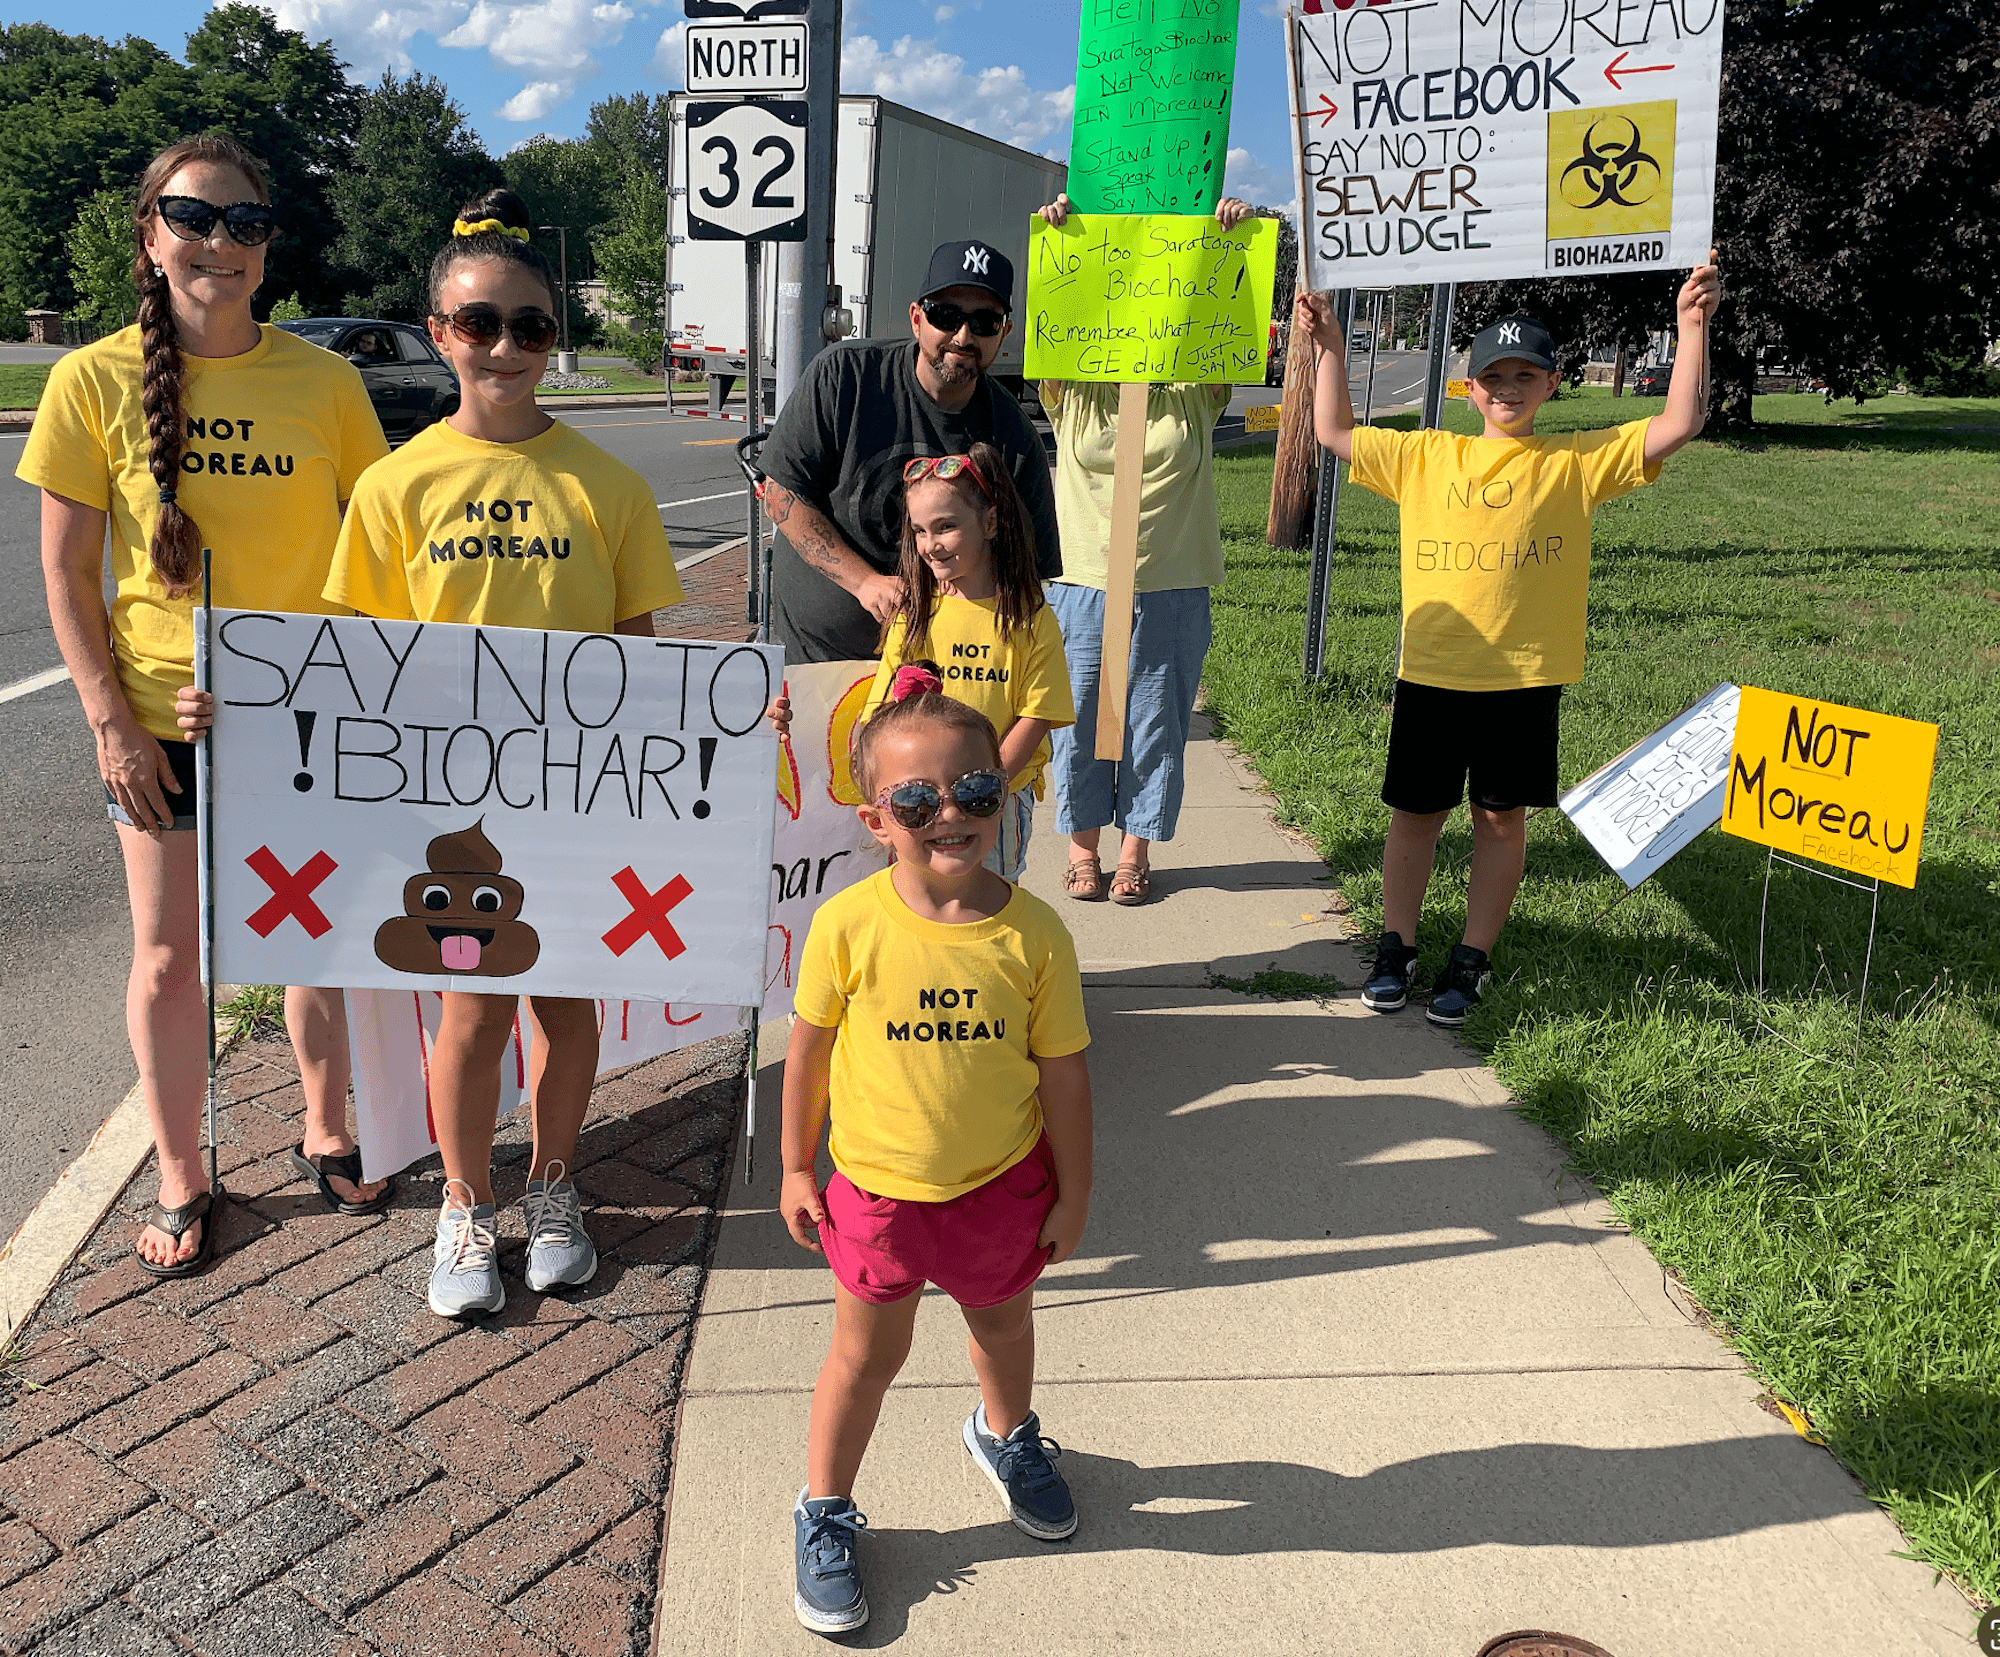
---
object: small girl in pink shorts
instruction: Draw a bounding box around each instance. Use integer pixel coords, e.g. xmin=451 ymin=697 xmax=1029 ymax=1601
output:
xmin=779 ymin=669 xmax=1094 ymax=1636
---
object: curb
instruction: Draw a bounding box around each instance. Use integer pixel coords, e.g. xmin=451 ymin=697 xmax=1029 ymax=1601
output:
xmin=0 ymin=1081 xmax=150 ymax=1336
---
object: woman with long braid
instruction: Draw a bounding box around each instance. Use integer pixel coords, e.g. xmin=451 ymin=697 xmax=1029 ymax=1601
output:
xmin=23 ymin=134 xmax=392 ymax=1277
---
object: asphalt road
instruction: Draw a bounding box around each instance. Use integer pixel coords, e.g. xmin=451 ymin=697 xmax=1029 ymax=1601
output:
xmin=0 ymin=354 xmax=1418 ymax=1246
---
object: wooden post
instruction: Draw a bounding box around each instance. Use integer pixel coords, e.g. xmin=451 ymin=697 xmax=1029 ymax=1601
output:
xmin=1094 ymin=380 xmax=1150 ymax=763
xmin=1612 ymin=339 xmax=1627 ymax=397
xmin=1267 ymin=310 xmax=1318 ymax=549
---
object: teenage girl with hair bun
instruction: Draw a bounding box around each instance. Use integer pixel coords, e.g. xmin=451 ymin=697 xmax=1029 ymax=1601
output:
xmin=24 ymin=133 xmax=394 ymax=1277
xmin=323 ymin=188 xmax=696 ymax=1319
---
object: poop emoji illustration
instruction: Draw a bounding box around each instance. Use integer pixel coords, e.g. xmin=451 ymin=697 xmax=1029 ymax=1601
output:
xmin=374 ymin=819 xmax=540 ymax=978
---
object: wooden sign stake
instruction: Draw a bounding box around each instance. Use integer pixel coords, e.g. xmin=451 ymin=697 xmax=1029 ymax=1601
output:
xmin=1094 ymin=380 xmax=1150 ymax=763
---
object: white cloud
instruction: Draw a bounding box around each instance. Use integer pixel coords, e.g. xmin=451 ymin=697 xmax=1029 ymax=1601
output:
xmin=440 ymin=0 xmax=638 ymax=119
xmin=650 ymin=21 xmax=688 ymax=85
xmin=269 ymin=0 xmax=469 ymax=78
xmin=1225 ymin=145 xmax=1297 ymax=216
xmin=934 ymin=5 xmax=954 ymax=20
xmin=841 ymin=32 xmax=1073 ymax=153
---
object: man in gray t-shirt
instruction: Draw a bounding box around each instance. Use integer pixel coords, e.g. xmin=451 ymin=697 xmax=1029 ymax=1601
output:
xmin=757 ymin=239 xmax=1062 ymax=664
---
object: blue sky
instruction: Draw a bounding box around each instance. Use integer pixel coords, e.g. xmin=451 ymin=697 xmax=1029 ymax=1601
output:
xmin=14 ymin=0 xmax=1297 ymax=209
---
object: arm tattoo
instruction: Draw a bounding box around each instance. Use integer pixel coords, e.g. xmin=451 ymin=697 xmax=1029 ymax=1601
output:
xmin=762 ymin=481 xmax=853 ymax=575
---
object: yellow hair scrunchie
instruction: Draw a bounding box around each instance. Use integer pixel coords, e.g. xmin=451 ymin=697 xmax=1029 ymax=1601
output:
xmin=453 ymin=217 xmax=531 ymax=242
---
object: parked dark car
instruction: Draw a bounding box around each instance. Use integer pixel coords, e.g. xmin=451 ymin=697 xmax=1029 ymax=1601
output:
xmin=1630 ymin=361 xmax=1670 ymax=397
xmin=277 ymin=317 xmax=459 ymax=442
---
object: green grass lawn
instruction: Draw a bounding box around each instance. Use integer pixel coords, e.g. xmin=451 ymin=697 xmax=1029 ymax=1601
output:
xmin=538 ymin=365 xmax=663 ymax=396
xmin=0 ymin=364 xmax=50 ymax=408
xmin=1205 ymin=393 xmax=2000 ymax=1609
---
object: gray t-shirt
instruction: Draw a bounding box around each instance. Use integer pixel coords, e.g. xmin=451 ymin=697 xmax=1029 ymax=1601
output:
xmin=758 ymin=339 xmax=1062 ymax=663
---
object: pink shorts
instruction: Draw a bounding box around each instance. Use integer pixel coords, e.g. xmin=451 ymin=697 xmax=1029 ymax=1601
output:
xmin=820 ymin=1134 xmax=1057 ymax=1308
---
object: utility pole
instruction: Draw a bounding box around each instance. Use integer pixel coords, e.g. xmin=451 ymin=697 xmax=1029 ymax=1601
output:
xmin=538 ymin=224 xmax=575 ymax=372
xmin=773 ymin=0 xmax=843 ymax=417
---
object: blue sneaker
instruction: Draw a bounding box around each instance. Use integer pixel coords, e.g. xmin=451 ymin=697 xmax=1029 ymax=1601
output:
xmin=1361 ymin=931 xmax=1419 ymax=1012
xmin=428 ymin=1185 xmax=505 ymax=1318
xmin=1426 ymin=943 xmax=1492 ymax=1028
xmin=962 ymin=1405 xmax=1076 ymax=1540
xmin=793 ymin=1488 xmax=870 ymax=1635
xmin=522 ymin=1161 xmax=597 ymax=1293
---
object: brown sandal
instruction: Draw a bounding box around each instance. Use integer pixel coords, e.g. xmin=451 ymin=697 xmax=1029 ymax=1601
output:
xmin=1064 ymin=854 xmax=1107 ymax=901
xmin=1108 ymin=862 xmax=1151 ymax=905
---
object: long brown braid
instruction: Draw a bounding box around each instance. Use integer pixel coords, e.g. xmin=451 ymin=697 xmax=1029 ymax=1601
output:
xmin=129 ymin=135 xmax=272 ymax=597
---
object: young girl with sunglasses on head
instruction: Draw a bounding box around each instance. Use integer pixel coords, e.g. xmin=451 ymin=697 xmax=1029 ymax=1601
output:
xmin=322 ymin=188 xmax=688 ymax=1318
xmin=781 ymin=675 xmax=1093 ymax=1634
xmin=25 ymin=134 xmax=393 ymax=1279
xmin=858 ymin=443 xmax=1073 ymax=881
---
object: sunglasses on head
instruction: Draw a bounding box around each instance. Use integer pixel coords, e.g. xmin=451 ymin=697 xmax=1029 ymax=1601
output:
xmin=919 ymin=298 xmax=1007 ymax=338
xmin=901 ymin=453 xmax=991 ymax=491
xmin=435 ymin=304 xmax=561 ymax=353
xmin=875 ymin=768 xmax=1008 ymax=830
xmin=156 ymin=196 xmax=277 ymax=248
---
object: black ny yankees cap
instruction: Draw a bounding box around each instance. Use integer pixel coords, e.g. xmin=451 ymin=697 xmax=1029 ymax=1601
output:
xmin=919 ymin=239 xmax=1014 ymax=309
xmin=1468 ymin=314 xmax=1558 ymax=375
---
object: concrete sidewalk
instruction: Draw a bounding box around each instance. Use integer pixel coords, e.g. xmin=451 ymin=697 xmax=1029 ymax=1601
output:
xmin=654 ymin=718 xmax=1973 ymax=1655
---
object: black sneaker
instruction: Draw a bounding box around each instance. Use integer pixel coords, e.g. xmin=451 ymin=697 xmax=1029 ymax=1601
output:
xmin=1361 ymin=931 xmax=1419 ymax=1012
xmin=1425 ymin=944 xmax=1492 ymax=1028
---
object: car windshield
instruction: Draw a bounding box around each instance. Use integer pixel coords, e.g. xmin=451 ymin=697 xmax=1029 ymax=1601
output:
xmin=288 ymin=322 xmax=343 ymax=344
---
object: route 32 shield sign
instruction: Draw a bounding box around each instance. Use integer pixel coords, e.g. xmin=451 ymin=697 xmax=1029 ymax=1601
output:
xmin=685 ymin=100 xmax=808 ymax=241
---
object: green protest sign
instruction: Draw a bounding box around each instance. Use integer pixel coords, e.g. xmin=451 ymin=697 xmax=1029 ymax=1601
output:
xmin=1023 ymin=213 xmax=1276 ymax=382
xmin=1067 ymin=0 xmax=1240 ymax=214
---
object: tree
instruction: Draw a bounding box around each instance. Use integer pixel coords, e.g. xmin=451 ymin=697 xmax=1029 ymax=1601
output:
xmin=0 ymin=14 xmax=360 ymax=318
xmin=331 ymin=72 xmax=499 ymax=321
xmin=586 ymin=93 xmax=673 ymax=189
xmin=66 ymin=189 xmax=138 ymax=328
xmin=591 ymin=166 xmax=671 ymax=368
xmin=1450 ymin=0 xmax=2000 ymax=425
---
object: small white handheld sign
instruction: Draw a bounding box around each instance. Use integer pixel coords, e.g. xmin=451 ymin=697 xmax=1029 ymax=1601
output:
xmin=684 ymin=100 xmax=809 ymax=242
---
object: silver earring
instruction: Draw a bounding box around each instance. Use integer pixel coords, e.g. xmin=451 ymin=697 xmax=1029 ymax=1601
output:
xmin=152 ymin=265 xmax=164 ymax=276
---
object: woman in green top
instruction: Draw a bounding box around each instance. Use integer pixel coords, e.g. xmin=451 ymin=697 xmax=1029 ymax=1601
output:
xmin=1035 ymin=192 xmax=1250 ymax=906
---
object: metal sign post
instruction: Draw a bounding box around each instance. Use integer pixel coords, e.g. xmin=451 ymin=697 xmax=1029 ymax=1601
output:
xmin=1302 ymin=288 xmax=1355 ymax=681
xmin=744 ymin=241 xmax=765 ymax=623
xmin=776 ymin=0 xmax=843 ymax=413
xmin=1421 ymin=282 xmax=1456 ymax=429
xmin=1755 ymin=849 xmax=1884 ymax=1069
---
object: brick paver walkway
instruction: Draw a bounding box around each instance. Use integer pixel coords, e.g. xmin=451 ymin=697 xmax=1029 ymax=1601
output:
xmin=0 ymin=543 xmax=761 ymax=1656
xmin=0 ymin=1026 xmax=746 ymax=1657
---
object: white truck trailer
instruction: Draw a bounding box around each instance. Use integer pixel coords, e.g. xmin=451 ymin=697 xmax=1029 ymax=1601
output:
xmin=665 ymin=96 xmax=1067 ymax=410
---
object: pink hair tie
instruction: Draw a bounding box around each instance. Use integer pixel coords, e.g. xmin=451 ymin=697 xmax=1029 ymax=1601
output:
xmin=890 ymin=664 xmax=943 ymax=701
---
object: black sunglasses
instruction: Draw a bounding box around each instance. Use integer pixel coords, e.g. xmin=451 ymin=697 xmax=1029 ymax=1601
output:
xmin=156 ymin=196 xmax=278 ymax=248
xmin=435 ymin=305 xmax=560 ymax=353
xmin=919 ymin=299 xmax=1007 ymax=339
xmin=875 ymin=769 xmax=1008 ymax=830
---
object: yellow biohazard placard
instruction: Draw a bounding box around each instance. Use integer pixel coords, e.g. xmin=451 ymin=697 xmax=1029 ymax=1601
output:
xmin=1546 ymin=100 xmax=1676 ymax=273
xmin=1721 ymin=687 xmax=1940 ymax=888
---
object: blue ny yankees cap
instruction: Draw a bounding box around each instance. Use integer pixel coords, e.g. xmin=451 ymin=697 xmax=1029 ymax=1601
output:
xmin=919 ymin=239 xmax=1014 ymax=309
xmin=1469 ymin=314 xmax=1558 ymax=374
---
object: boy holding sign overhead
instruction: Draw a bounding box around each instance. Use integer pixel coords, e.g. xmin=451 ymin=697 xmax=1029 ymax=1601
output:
xmin=1297 ymin=254 xmax=1721 ymax=1026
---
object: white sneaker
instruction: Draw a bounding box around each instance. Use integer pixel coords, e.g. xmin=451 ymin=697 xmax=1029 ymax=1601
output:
xmin=523 ymin=1161 xmax=597 ymax=1293
xmin=429 ymin=1182 xmax=505 ymax=1317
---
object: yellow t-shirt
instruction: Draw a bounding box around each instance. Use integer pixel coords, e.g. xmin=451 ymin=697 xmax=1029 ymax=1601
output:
xmin=1348 ymin=420 xmax=1659 ymax=690
xmin=861 ymin=595 xmax=1073 ymax=795
xmin=326 ymin=418 xmax=684 ymax=628
xmin=1044 ymin=381 xmax=1231 ymax=592
xmin=17 ymin=325 xmax=387 ymax=739
xmin=794 ymin=868 xmax=1091 ymax=1202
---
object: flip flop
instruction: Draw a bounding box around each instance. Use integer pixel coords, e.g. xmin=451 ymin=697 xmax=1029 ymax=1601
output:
xmin=289 ymin=1146 xmax=396 ymax=1216
xmin=135 ymin=1189 xmax=218 ymax=1279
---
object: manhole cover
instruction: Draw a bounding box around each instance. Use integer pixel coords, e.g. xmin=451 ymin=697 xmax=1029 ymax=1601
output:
xmin=1476 ymin=1635 xmax=1617 ymax=1657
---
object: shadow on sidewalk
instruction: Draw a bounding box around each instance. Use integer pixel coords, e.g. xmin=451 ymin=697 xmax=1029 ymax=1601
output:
xmin=833 ymin=1434 xmax=1862 ymax=1646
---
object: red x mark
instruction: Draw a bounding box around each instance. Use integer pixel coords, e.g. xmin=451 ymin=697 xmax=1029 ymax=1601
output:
xmin=244 ymin=846 xmax=337 ymax=939
xmin=602 ymin=867 xmax=693 ymax=959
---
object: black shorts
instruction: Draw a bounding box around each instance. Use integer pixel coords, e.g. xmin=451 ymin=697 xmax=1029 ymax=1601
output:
xmin=1381 ymin=679 xmax=1564 ymax=814
xmin=104 ymin=736 xmax=199 ymax=831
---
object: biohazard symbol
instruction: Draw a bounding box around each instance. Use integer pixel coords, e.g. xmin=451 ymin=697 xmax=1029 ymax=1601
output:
xmin=1558 ymin=117 xmax=1662 ymax=211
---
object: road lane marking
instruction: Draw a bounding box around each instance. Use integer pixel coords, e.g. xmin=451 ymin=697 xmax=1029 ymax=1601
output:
xmin=657 ymin=490 xmax=742 ymax=511
xmin=0 ymin=665 xmax=70 ymax=704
